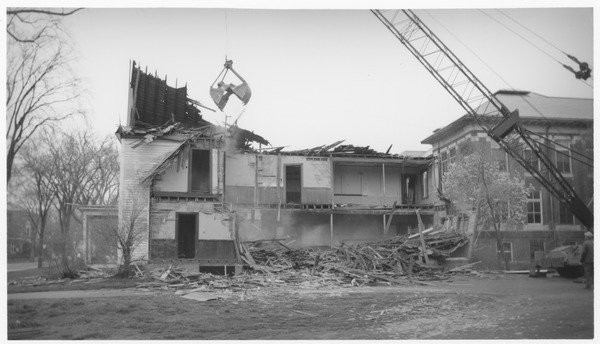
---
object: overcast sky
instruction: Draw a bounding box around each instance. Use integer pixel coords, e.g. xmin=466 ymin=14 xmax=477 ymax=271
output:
xmin=61 ymin=6 xmax=593 ymax=153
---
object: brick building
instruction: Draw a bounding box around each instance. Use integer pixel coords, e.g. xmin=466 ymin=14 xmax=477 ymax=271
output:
xmin=421 ymin=90 xmax=593 ymax=268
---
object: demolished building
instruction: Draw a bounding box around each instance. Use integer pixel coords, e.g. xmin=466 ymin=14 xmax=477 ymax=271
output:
xmin=117 ymin=62 xmax=438 ymax=265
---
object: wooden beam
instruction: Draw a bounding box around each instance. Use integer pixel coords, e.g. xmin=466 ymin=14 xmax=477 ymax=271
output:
xmin=416 ymin=209 xmax=430 ymax=265
xmin=384 ymin=201 xmax=398 ymax=237
xmin=330 ymin=213 xmax=334 ymax=248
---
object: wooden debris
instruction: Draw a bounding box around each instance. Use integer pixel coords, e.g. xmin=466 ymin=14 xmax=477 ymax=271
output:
xmin=448 ymin=261 xmax=481 ymax=272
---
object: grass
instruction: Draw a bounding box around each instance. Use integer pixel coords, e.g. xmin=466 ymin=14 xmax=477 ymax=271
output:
xmin=8 ymin=267 xmax=50 ymax=280
xmin=8 ymin=276 xmax=142 ymax=294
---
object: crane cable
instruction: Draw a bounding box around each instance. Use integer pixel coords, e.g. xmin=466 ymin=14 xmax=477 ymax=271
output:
xmin=496 ymin=9 xmax=594 ymax=87
xmin=524 ymin=129 xmax=593 ymax=163
xmin=421 ymin=10 xmax=593 ymax=163
xmin=496 ymin=9 xmax=567 ymax=56
xmin=225 ymin=9 xmax=229 ymax=60
xmin=479 ymin=9 xmax=592 ymax=88
xmin=477 ymin=9 xmax=564 ymax=65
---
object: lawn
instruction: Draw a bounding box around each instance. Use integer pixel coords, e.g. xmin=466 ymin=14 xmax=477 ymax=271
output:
xmin=6 ymin=275 xmax=594 ymax=340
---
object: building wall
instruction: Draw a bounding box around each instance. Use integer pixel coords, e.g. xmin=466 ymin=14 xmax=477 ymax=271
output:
xmin=154 ymin=145 xmax=222 ymax=194
xmin=424 ymin=116 xmax=592 ymax=268
xmin=333 ymin=164 xmax=429 ymax=206
xmin=149 ymin=201 xmax=232 ymax=259
xmin=119 ymin=138 xmax=188 ymax=260
xmin=430 ymin=121 xmax=592 ymax=231
xmin=473 ymin=230 xmax=585 ymax=269
xmin=225 ymin=153 xmax=332 ymax=205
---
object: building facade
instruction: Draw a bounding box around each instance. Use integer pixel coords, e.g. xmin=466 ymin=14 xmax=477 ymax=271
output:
xmin=421 ymin=90 xmax=593 ymax=268
xmin=118 ymin=63 xmax=437 ymax=264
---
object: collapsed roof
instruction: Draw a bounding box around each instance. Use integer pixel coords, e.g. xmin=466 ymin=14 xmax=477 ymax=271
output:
xmin=120 ymin=61 xmax=269 ymax=150
xmin=128 ymin=61 xmax=214 ymax=128
xmin=260 ymin=141 xmax=432 ymax=161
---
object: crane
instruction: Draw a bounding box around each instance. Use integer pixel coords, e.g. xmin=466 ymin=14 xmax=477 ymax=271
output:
xmin=371 ymin=9 xmax=593 ymax=229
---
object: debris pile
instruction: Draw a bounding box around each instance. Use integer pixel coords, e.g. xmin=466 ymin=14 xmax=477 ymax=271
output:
xmin=236 ymin=229 xmax=470 ymax=286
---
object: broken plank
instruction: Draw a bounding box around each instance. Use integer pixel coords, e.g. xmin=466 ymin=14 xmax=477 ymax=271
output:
xmin=415 ymin=209 xmax=430 ymax=265
xmin=448 ymin=261 xmax=481 ymax=272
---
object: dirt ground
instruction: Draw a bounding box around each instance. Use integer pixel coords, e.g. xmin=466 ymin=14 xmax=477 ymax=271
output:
xmin=7 ymin=274 xmax=593 ymax=340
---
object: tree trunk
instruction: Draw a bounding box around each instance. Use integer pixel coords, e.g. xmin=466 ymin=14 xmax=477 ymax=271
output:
xmin=6 ymin=149 xmax=15 ymax=183
xmin=37 ymin=218 xmax=46 ymax=268
xmin=466 ymin=209 xmax=480 ymax=259
xmin=120 ymin=246 xmax=131 ymax=277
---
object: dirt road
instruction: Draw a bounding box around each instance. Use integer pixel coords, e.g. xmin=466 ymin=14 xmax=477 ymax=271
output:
xmin=6 ymin=274 xmax=593 ymax=339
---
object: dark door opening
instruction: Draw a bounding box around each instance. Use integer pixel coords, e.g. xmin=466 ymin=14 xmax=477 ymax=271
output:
xmin=177 ymin=213 xmax=197 ymax=259
xmin=285 ymin=165 xmax=302 ymax=203
xmin=403 ymin=175 xmax=416 ymax=204
xmin=191 ymin=149 xmax=210 ymax=193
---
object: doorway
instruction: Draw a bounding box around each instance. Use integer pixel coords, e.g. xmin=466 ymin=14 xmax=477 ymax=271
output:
xmin=285 ymin=165 xmax=302 ymax=203
xmin=191 ymin=149 xmax=210 ymax=193
xmin=177 ymin=213 xmax=197 ymax=259
xmin=403 ymin=175 xmax=416 ymax=204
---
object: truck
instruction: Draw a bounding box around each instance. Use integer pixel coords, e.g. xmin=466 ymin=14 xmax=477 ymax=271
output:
xmin=540 ymin=244 xmax=584 ymax=278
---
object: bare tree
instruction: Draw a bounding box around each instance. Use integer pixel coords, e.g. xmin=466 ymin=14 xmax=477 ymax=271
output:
xmin=442 ymin=151 xmax=532 ymax=269
xmin=6 ymin=8 xmax=83 ymax=182
xmin=7 ymin=8 xmax=82 ymax=43
xmin=80 ymin=137 xmax=120 ymax=206
xmin=18 ymin=140 xmax=56 ymax=268
xmin=44 ymin=130 xmax=120 ymax=261
xmin=104 ymin=191 xmax=147 ymax=277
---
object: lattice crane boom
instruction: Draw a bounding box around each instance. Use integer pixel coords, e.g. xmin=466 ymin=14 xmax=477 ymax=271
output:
xmin=371 ymin=9 xmax=593 ymax=229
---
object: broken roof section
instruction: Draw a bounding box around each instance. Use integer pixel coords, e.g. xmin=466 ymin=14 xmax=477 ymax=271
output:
xmin=121 ymin=61 xmax=269 ymax=151
xmin=262 ymin=141 xmax=432 ymax=161
xmin=128 ymin=60 xmax=214 ymax=128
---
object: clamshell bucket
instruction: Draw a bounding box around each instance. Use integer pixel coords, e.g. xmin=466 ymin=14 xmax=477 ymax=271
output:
xmin=210 ymin=60 xmax=252 ymax=111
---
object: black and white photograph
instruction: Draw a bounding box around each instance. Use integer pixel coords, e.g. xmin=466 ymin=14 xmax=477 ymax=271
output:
xmin=4 ymin=0 xmax=596 ymax=340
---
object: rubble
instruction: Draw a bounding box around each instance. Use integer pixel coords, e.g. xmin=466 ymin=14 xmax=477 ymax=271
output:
xmin=133 ymin=229 xmax=472 ymax=293
xmin=9 ymin=231 xmax=480 ymax=294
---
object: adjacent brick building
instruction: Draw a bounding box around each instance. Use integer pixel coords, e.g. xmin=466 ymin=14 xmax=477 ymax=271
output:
xmin=421 ymin=90 xmax=593 ymax=268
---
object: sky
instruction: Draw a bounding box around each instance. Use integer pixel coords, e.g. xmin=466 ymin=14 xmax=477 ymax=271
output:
xmin=59 ymin=6 xmax=593 ymax=153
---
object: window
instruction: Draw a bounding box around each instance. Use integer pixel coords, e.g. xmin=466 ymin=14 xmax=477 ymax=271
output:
xmin=422 ymin=171 xmax=429 ymax=198
xmin=441 ymin=152 xmax=448 ymax=174
xmin=497 ymin=151 xmax=508 ymax=172
xmin=555 ymin=140 xmax=572 ymax=174
xmin=497 ymin=242 xmax=513 ymax=262
xmin=449 ymin=147 xmax=456 ymax=165
xmin=558 ymin=202 xmax=574 ymax=225
xmin=529 ymin=240 xmax=545 ymax=260
xmin=526 ymin=190 xmax=542 ymax=224
xmin=523 ymin=149 xmax=540 ymax=171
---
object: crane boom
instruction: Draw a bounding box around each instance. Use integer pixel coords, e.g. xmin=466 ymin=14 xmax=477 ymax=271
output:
xmin=371 ymin=9 xmax=593 ymax=229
